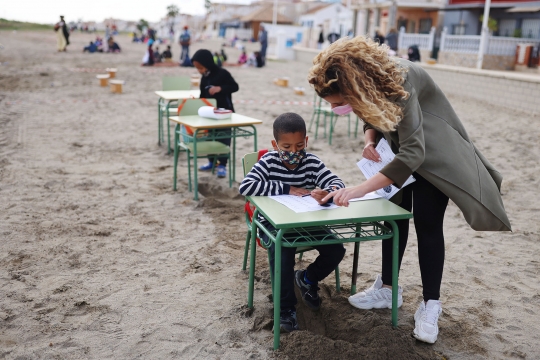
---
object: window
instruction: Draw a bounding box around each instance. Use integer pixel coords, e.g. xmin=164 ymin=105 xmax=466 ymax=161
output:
xmin=419 ymin=18 xmax=432 ymax=34
xmin=397 ymin=18 xmax=408 ymax=32
xmin=452 ymin=24 xmax=467 ymax=35
xmin=499 ymin=19 xmax=516 ymax=37
xmin=522 ymin=19 xmax=540 ymax=39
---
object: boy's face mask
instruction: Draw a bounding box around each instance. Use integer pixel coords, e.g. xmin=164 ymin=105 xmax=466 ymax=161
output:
xmin=277 ymin=145 xmax=307 ymax=165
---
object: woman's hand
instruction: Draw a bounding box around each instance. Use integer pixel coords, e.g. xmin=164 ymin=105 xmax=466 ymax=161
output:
xmin=289 ymin=186 xmax=310 ymax=196
xmin=208 ymin=86 xmax=222 ymax=95
xmin=362 ymin=142 xmax=381 ymax=162
xmin=310 ymin=189 xmax=329 ymax=204
xmin=322 ymin=185 xmax=368 ymax=207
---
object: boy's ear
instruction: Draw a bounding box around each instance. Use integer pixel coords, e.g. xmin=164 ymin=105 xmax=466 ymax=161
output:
xmin=271 ymin=139 xmax=278 ymax=151
xmin=305 ymin=136 xmax=309 ymax=148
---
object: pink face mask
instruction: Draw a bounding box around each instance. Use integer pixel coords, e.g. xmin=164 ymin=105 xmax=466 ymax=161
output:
xmin=332 ymin=104 xmax=353 ymax=116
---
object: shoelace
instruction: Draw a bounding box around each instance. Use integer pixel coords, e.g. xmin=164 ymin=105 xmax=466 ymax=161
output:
xmin=423 ymin=306 xmax=440 ymax=325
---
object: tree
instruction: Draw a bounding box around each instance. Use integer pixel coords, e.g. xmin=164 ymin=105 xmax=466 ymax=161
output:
xmin=479 ymin=15 xmax=498 ymax=33
xmin=136 ymin=19 xmax=149 ymax=32
xmin=167 ymin=4 xmax=180 ymax=19
xmin=205 ymin=0 xmax=212 ymax=13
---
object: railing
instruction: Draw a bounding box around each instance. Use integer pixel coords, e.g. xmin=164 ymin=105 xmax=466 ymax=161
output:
xmin=440 ymin=27 xmax=540 ymax=55
xmin=398 ymin=26 xmax=435 ymax=51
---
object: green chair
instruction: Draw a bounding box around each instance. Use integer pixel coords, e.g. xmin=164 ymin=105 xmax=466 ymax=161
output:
xmin=308 ymin=92 xmax=334 ymax=140
xmin=173 ymin=98 xmax=233 ymax=193
xmin=327 ymin=114 xmax=361 ymax=145
xmin=241 ymin=151 xmax=340 ymax=295
xmin=159 ymin=76 xmax=192 ymax=152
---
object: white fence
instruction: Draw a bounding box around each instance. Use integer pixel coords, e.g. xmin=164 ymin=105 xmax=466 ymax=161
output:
xmin=398 ymin=26 xmax=435 ymax=51
xmin=440 ymin=27 xmax=540 ymax=56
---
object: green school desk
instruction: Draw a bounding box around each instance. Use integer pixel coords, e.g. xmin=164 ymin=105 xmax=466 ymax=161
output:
xmin=245 ymin=196 xmax=413 ymax=350
xmin=169 ymin=114 xmax=263 ymax=200
xmin=155 ymin=90 xmax=201 ymax=153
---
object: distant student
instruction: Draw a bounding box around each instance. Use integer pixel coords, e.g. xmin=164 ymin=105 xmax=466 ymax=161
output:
xmin=213 ymin=51 xmax=223 ymax=67
xmin=162 ymin=45 xmax=173 ymax=61
xmin=239 ymin=113 xmax=346 ymax=332
xmin=238 ymin=50 xmax=247 ymax=64
xmin=142 ymin=44 xmax=154 ymax=66
xmin=83 ymin=41 xmax=97 ymax=53
xmin=154 ymin=46 xmax=162 ymax=63
xmin=191 ymin=49 xmax=239 ymax=178
xmin=255 ymin=51 xmax=264 ymax=68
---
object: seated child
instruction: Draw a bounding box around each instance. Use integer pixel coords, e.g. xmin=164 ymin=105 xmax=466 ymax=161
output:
xmin=83 ymin=41 xmax=97 ymax=53
xmin=162 ymin=45 xmax=173 ymax=61
xmin=239 ymin=113 xmax=346 ymax=332
xmin=238 ymin=50 xmax=247 ymax=64
xmin=153 ymin=46 xmax=162 ymax=63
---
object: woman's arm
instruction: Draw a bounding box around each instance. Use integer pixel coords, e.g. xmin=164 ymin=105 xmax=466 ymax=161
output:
xmin=321 ymin=173 xmax=393 ymax=206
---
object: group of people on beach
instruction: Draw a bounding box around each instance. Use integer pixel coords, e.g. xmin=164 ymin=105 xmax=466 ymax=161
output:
xmin=188 ymin=35 xmax=510 ymax=345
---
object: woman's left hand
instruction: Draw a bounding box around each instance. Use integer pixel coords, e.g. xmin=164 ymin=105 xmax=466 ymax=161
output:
xmin=322 ymin=186 xmax=368 ymax=207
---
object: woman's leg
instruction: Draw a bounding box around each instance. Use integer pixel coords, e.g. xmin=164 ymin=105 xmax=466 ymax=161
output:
xmin=411 ymin=174 xmax=449 ymax=301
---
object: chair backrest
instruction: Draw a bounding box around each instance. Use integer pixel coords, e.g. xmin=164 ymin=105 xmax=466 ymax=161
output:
xmin=242 ymin=149 xmax=269 ymax=176
xmin=162 ymin=76 xmax=191 ymax=91
xmin=178 ymin=98 xmax=217 ymax=116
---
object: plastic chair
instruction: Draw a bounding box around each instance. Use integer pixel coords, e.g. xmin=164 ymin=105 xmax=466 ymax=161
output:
xmin=173 ymin=98 xmax=232 ymax=193
xmin=241 ymin=151 xmax=340 ymax=294
xmin=327 ymin=114 xmax=361 ymax=145
xmin=160 ymin=76 xmax=192 ymax=152
xmin=308 ymin=92 xmax=334 ymax=140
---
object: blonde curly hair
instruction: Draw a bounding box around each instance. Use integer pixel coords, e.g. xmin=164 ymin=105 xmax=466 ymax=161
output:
xmin=308 ymin=36 xmax=409 ymax=132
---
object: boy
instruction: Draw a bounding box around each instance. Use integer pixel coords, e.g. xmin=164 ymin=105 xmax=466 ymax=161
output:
xmin=239 ymin=113 xmax=346 ymax=332
xmin=191 ymin=49 xmax=239 ymax=178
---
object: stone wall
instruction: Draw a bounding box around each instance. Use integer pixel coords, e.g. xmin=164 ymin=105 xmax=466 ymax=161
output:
xmin=438 ymin=51 xmax=515 ymax=71
xmin=420 ymin=63 xmax=540 ymax=115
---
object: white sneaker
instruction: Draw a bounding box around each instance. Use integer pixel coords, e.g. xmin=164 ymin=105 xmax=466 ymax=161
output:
xmin=413 ymin=300 xmax=442 ymax=344
xmin=348 ymin=274 xmax=403 ymax=310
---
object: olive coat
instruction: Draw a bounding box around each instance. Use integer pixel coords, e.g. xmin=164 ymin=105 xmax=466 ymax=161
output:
xmin=364 ymin=59 xmax=511 ymax=231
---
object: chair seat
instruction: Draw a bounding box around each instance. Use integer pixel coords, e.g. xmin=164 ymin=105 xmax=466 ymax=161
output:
xmin=182 ymin=141 xmax=230 ymax=156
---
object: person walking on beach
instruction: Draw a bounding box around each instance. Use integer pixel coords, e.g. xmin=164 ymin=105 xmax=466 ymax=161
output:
xmin=179 ymin=26 xmax=191 ymax=63
xmin=317 ymin=25 xmax=324 ymax=49
xmin=309 ymin=36 xmax=511 ymax=344
xmin=55 ymin=16 xmax=69 ymax=52
xmin=259 ymin=25 xmax=268 ymax=64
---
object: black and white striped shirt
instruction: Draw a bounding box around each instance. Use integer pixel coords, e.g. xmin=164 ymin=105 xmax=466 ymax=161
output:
xmin=239 ymin=151 xmax=345 ymax=196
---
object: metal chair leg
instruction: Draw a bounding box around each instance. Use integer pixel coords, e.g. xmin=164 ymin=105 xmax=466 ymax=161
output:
xmin=242 ymin=229 xmax=251 ymax=271
xmin=335 ymin=265 xmax=340 ymax=293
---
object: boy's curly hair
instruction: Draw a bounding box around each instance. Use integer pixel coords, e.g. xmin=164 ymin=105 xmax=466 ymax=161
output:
xmin=307 ymin=36 xmax=409 ymax=132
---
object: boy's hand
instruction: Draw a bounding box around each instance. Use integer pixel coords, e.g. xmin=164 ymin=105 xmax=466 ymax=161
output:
xmin=289 ymin=186 xmax=310 ymax=196
xmin=310 ymin=189 xmax=329 ymax=204
xmin=208 ymin=86 xmax=221 ymax=95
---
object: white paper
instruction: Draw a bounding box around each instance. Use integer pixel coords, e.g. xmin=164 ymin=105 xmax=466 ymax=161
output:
xmin=197 ymin=106 xmax=231 ymax=120
xmin=268 ymin=195 xmax=339 ymax=213
xmin=349 ymin=191 xmax=383 ymax=202
xmin=357 ymin=139 xmax=415 ymax=200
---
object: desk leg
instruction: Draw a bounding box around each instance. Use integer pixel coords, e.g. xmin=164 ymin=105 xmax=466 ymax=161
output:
xmin=158 ymin=98 xmax=162 ymax=145
xmin=273 ymin=230 xmax=283 ymax=350
xmin=247 ymin=212 xmax=259 ymax=309
xmin=166 ymin=102 xmax=172 ymax=154
xmin=389 ymin=220 xmax=399 ymax=328
xmin=351 ymin=241 xmax=360 ymax=295
xmin=193 ymin=130 xmax=199 ymax=201
xmin=231 ymin=128 xmax=236 ymax=186
xmin=173 ymin=124 xmax=180 ymax=191
xmin=252 ymin=125 xmax=258 ymax=152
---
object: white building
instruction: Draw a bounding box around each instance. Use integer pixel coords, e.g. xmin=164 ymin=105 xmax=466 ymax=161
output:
xmin=299 ymin=2 xmax=354 ymax=48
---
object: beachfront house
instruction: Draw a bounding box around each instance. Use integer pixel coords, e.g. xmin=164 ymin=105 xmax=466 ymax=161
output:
xmin=299 ymin=2 xmax=354 ymax=48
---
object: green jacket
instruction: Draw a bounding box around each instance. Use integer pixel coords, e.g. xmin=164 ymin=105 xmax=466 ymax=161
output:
xmin=365 ymin=59 xmax=511 ymax=231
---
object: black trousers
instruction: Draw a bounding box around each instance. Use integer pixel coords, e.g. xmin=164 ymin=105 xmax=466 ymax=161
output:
xmin=207 ymin=128 xmax=231 ymax=166
xmin=262 ymin=226 xmax=346 ymax=311
xmin=381 ymin=173 xmax=449 ymax=301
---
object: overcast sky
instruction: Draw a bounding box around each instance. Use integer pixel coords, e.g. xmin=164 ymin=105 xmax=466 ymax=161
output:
xmin=1 ymin=0 xmax=252 ymax=24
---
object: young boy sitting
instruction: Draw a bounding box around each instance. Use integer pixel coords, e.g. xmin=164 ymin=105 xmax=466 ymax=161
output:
xmin=239 ymin=112 xmax=346 ymax=332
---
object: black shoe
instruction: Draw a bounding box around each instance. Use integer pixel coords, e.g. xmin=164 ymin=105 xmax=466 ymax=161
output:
xmin=276 ymin=309 xmax=299 ymax=333
xmin=295 ymin=270 xmax=322 ymax=310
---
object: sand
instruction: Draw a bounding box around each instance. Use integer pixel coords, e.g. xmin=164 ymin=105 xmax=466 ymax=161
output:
xmin=0 ymin=31 xmax=539 ymax=360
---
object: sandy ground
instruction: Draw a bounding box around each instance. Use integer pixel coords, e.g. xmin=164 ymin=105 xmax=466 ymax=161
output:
xmin=0 ymin=31 xmax=539 ymax=360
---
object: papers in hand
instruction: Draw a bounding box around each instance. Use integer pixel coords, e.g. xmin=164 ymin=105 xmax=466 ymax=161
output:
xmin=197 ymin=106 xmax=232 ymax=120
xmin=268 ymin=195 xmax=338 ymax=213
xmin=357 ymin=139 xmax=415 ymax=200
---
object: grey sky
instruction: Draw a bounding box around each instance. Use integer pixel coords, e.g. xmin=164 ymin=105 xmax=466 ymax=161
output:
xmin=1 ymin=0 xmax=251 ymax=24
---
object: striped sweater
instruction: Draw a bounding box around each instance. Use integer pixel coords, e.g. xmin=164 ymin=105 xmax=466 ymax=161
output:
xmin=239 ymin=151 xmax=345 ymax=197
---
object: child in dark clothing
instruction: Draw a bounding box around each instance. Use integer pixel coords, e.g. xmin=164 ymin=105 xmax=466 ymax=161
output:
xmin=191 ymin=49 xmax=239 ymax=179
xmin=239 ymin=113 xmax=346 ymax=332
xmin=162 ymin=45 xmax=172 ymax=61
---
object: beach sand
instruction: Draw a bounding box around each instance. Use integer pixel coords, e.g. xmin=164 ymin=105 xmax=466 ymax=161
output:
xmin=0 ymin=31 xmax=539 ymax=359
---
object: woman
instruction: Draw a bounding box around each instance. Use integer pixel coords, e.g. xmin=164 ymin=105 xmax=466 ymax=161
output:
xmin=311 ymin=37 xmax=511 ymax=344
xmin=55 ymin=15 xmax=69 ymax=52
